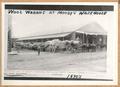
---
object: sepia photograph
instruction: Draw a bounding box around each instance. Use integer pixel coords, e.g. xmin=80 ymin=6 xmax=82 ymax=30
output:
xmin=2 ymin=2 xmax=118 ymax=85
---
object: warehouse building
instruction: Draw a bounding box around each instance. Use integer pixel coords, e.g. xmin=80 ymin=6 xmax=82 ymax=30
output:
xmin=17 ymin=22 xmax=107 ymax=46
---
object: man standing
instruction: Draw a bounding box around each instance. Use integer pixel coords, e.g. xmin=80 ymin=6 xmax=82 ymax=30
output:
xmin=37 ymin=45 xmax=41 ymax=55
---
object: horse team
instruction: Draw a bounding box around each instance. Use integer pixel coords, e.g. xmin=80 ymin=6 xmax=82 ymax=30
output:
xmin=16 ymin=39 xmax=106 ymax=53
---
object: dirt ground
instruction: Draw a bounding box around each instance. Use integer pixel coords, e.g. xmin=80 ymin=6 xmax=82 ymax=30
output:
xmin=7 ymin=50 xmax=106 ymax=73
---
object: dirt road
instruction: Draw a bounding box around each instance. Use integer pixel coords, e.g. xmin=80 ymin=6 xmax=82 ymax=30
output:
xmin=8 ymin=50 xmax=106 ymax=73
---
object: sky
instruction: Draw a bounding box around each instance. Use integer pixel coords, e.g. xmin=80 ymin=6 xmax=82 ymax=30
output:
xmin=6 ymin=10 xmax=113 ymax=38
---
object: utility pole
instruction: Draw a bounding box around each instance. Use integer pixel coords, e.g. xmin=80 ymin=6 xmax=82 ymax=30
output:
xmin=8 ymin=14 xmax=12 ymax=52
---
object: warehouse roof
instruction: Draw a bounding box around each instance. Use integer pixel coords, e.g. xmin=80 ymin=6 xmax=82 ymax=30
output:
xmin=18 ymin=22 xmax=107 ymax=41
xmin=76 ymin=22 xmax=107 ymax=35
xmin=18 ymin=32 xmax=71 ymax=41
